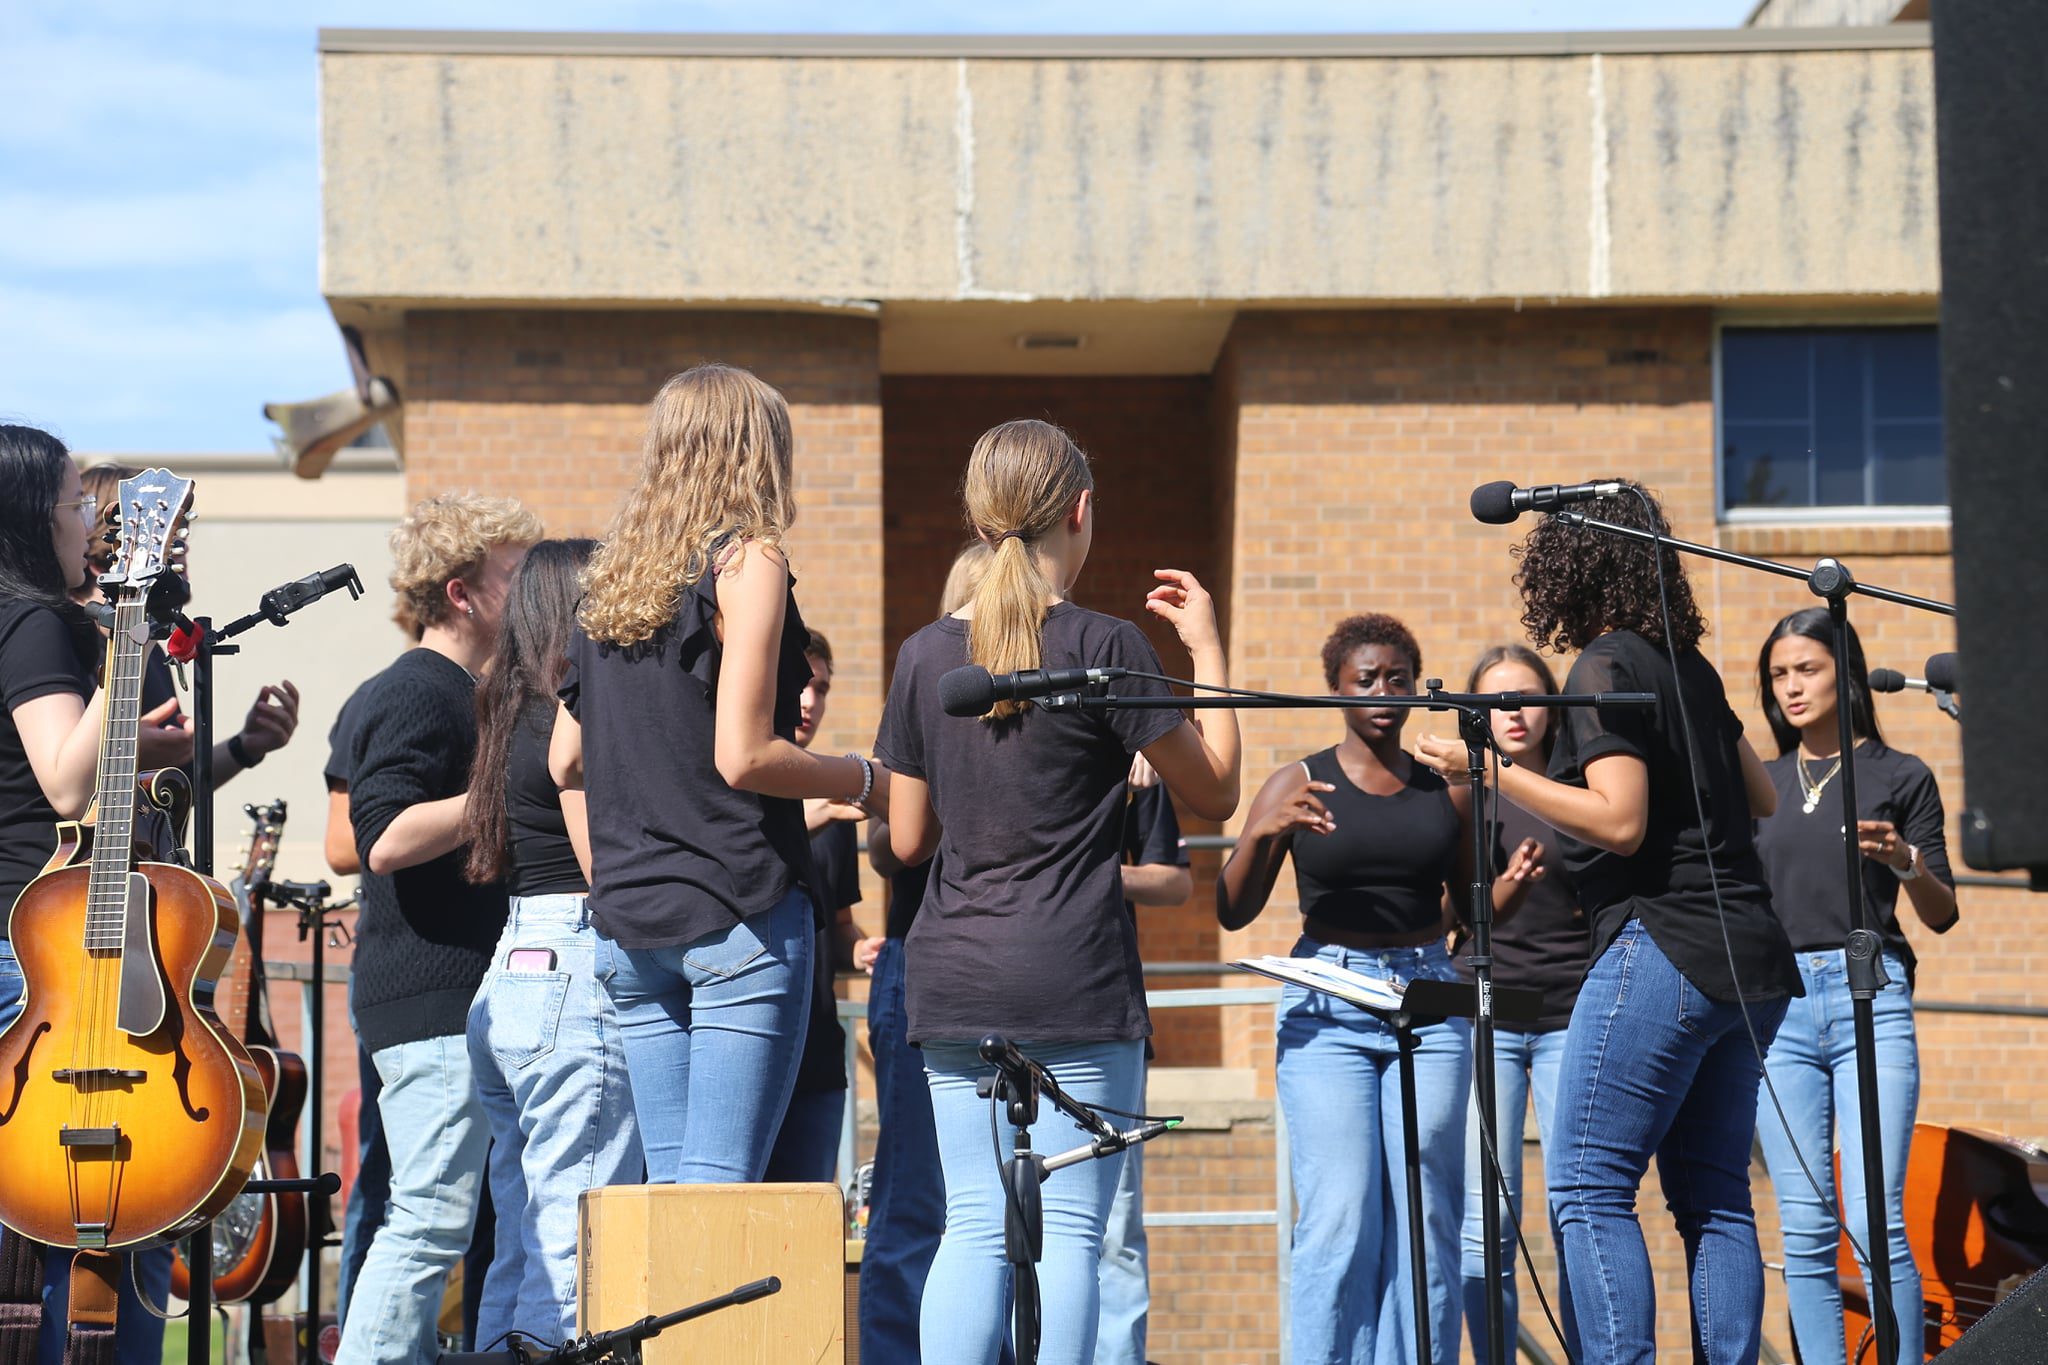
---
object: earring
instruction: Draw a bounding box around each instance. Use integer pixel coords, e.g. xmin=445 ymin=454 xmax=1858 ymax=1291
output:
xmin=465 ymin=605 xmax=475 ymax=618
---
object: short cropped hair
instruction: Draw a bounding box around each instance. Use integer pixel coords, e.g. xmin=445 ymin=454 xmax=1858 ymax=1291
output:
xmin=389 ymin=492 xmax=543 ymax=634
xmin=1321 ymin=613 xmax=1422 ymax=689
xmin=806 ymin=629 xmax=833 ymax=670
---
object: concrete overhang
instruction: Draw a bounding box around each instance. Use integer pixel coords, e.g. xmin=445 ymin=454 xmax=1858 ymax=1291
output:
xmin=320 ymin=25 xmax=1939 ymax=327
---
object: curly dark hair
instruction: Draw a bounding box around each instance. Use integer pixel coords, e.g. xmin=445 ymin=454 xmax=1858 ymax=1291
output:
xmin=1321 ymin=613 xmax=1422 ymax=688
xmin=1512 ymin=483 xmax=1706 ymax=653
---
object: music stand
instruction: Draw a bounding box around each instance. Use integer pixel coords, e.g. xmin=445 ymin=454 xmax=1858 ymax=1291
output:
xmin=1234 ymin=963 xmax=1542 ymax=1365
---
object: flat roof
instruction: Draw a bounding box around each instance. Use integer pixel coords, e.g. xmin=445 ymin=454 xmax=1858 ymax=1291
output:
xmin=317 ymin=24 xmax=1930 ymax=60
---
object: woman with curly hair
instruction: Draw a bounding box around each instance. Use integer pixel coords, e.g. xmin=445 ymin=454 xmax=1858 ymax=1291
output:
xmin=1415 ymin=484 xmax=1796 ymax=1365
xmin=1219 ymin=613 xmax=1531 ymax=1364
xmin=549 ymin=363 xmax=876 ymax=1184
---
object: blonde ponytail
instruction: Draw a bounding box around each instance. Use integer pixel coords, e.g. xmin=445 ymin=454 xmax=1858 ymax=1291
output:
xmin=960 ymin=420 xmax=1092 ymax=721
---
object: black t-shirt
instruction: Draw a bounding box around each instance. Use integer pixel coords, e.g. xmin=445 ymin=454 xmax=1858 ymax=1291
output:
xmin=0 ymin=599 xmax=96 ymax=926
xmin=506 ymin=695 xmax=587 ymax=899
xmin=886 ymin=858 xmax=930 ymax=941
xmin=325 ymin=678 xmax=376 ymax=790
xmin=792 ymin=819 xmax=863 ymax=1094
xmin=561 ymin=564 xmax=817 ymax=950
xmin=348 ymin=649 xmax=509 ymax=1051
xmin=1459 ymin=797 xmax=1589 ymax=1033
xmin=875 ymin=603 xmax=1182 ymax=1045
xmin=1122 ymin=784 xmax=1188 ymax=916
xmin=1291 ymin=747 xmax=1460 ymax=938
xmin=1755 ymin=741 xmax=1953 ymax=979
xmin=1549 ymin=631 xmax=1798 ymax=1004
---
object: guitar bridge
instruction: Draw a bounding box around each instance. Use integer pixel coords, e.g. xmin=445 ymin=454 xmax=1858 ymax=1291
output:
xmin=58 ymin=1126 xmax=121 ymax=1148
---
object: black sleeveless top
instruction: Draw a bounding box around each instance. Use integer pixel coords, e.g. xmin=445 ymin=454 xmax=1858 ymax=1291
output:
xmin=1290 ymin=747 xmax=1460 ymax=938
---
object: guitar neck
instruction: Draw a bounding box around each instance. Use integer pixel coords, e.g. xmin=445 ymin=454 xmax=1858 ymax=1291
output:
xmin=84 ymin=596 xmax=152 ymax=954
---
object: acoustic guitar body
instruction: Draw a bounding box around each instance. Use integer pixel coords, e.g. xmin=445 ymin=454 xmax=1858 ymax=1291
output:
xmin=0 ymin=860 xmax=264 ymax=1249
xmin=171 ymin=1045 xmax=307 ymax=1304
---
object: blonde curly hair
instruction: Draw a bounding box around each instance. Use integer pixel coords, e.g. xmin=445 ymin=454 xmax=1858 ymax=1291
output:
xmin=389 ymin=492 xmax=543 ymax=635
xmin=579 ymin=363 xmax=796 ymax=647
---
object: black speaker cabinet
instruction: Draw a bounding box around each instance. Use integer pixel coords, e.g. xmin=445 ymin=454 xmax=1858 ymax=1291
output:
xmin=1935 ymin=1263 xmax=2048 ymax=1363
xmin=1931 ymin=0 xmax=2048 ymax=878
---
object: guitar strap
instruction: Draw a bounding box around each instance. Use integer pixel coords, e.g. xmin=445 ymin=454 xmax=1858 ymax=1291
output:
xmin=61 ymin=1252 xmax=117 ymax=1365
xmin=0 ymin=1230 xmax=42 ymax=1365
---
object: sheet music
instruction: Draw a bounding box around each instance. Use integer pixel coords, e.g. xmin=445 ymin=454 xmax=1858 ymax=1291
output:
xmin=1231 ymin=955 xmax=1408 ymax=1012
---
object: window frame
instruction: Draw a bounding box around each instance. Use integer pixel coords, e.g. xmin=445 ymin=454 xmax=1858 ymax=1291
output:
xmin=1712 ymin=313 xmax=1950 ymax=526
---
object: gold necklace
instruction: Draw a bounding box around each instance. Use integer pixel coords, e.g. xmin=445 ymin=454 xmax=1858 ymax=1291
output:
xmin=1798 ymin=753 xmax=1843 ymax=814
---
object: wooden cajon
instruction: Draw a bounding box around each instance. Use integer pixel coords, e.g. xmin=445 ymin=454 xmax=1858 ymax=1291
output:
xmin=579 ymin=1183 xmax=844 ymax=1365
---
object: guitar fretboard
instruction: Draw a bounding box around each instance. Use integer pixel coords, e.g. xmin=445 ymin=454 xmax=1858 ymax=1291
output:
xmin=83 ymin=596 xmax=151 ymax=954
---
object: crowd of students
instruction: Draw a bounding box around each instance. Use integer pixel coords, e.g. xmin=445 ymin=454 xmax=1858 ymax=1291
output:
xmin=0 ymin=391 xmax=1959 ymax=1365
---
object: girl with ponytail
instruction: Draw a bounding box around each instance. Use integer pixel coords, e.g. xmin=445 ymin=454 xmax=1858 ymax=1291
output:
xmin=873 ymin=419 xmax=1240 ymax=1364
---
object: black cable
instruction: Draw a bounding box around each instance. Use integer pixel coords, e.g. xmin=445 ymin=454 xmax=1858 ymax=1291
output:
xmin=991 ymin=1082 xmax=1041 ymax=1363
xmin=1624 ymin=485 xmax=1892 ymax=1341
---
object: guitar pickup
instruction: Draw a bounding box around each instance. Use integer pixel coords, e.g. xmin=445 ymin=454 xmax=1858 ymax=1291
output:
xmin=52 ymin=1068 xmax=145 ymax=1084
xmin=58 ymin=1126 xmax=121 ymax=1148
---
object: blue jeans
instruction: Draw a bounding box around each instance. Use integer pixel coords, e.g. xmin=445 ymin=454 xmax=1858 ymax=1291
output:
xmin=339 ymin=981 xmax=392 ymax=1329
xmin=1755 ymin=949 xmax=1921 ymax=1365
xmin=0 ymin=939 xmax=174 ymax=1365
xmin=858 ymin=938 xmax=946 ymax=1364
xmin=467 ymin=894 xmax=642 ymax=1348
xmin=597 ymin=885 xmax=812 ymax=1183
xmin=1461 ymin=1026 xmax=1572 ymax=1363
xmin=923 ymin=1038 xmax=1144 ymax=1365
xmin=1547 ymin=920 xmax=1788 ymax=1365
xmin=1094 ymin=1059 xmax=1148 ymax=1365
xmin=765 ymin=1088 xmax=846 ymax=1183
xmin=335 ymin=1031 xmax=489 ymax=1365
xmin=1276 ymin=938 xmax=1470 ymax=1365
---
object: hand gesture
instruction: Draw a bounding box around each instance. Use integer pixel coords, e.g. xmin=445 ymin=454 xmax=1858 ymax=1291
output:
xmin=1144 ymin=569 xmax=1222 ymax=656
xmin=1412 ymin=733 xmax=1472 ymax=786
xmin=1856 ymin=819 xmax=1912 ymax=871
xmin=1497 ymin=837 xmax=1547 ymax=887
xmin=853 ymin=936 xmax=885 ymax=974
xmin=805 ymin=797 xmax=869 ymax=834
xmin=137 ymin=696 xmax=195 ymax=770
xmin=1257 ymin=776 xmax=1337 ymax=841
xmin=237 ymin=681 xmax=301 ymax=759
xmin=1129 ymin=753 xmax=1160 ymax=790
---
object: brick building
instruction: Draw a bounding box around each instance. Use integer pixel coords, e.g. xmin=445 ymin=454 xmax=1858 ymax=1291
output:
xmin=306 ymin=9 xmax=2037 ymax=1361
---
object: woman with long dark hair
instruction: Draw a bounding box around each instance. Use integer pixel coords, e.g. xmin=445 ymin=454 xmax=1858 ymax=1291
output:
xmin=0 ymin=426 xmax=191 ymax=1365
xmin=1217 ymin=613 xmax=1505 ymax=1365
xmin=1415 ymin=484 xmax=1797 ymax=1365
xmin=463 ymin=539 xmax=640 ymax=1348
xmin=549 ymin=363 xmax=873 ymax=1184
xmin=874 ymin=419 xmax=1240 ymax=1364
xmin=1752 ymin=607 xmax=1955 ymax=1365
xmin=1454 ymin=643 xmax=1586 ymax=1362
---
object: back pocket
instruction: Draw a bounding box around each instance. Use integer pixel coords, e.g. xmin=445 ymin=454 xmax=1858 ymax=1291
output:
xmin=485 ymin=972 xmax=569 ymax=1069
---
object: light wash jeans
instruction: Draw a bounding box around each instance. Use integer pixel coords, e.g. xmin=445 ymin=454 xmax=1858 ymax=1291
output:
xmin=596 ymin=885 xmax=812 ymax=1183
xmin=0 ymin=939 xmax=179 ymax=1365
xmin=1275 ymin=938 xmax=1470 ymax=1365
xmin=1094 ymin=1059 xmax=1148 ymax=1365
xmin=923 ymin=1038 xmax=1145 ymax=1365
xmin=1755 ymin=948 xmax=1922 ymax=1365
xmin=1547 ymin=920 xmax=1787 ymax=1365
xmin=1460 ymin=1026 xmax=1572 ymax=1362
xmin=334 ymin=1031 xmax=489 ymax=1365
xmin=467 ymin=894 xmax=642 ymax=1348
xmin=858 ymin=938 xmax=947 ymax=1365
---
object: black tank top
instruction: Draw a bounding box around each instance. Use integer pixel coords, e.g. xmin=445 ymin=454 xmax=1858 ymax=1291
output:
xmin=1289 ymin=747 xmax=1460 ymax=938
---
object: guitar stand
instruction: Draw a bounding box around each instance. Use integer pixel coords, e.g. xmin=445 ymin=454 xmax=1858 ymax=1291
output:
xmin=183 ymin=1176 xmax=340 ymax=1365
xmin=272 ymin=878 xmax=351 ymax=1365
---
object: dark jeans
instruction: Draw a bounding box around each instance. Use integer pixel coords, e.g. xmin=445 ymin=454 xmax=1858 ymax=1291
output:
xmin=1547 ymin=920 xmax=1789 ymax=1365
xmin=857 ymin=938 xmax=943 ymax=1363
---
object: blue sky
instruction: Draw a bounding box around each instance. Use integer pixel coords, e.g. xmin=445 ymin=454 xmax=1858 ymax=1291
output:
xmin=1 ymin=0 xmax=1754 ymax=455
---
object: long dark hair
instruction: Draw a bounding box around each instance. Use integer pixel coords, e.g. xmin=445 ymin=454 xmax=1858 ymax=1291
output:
xmin=0 ymin=425 xmax=97 ymax=659
xmin=1756 ymin=606 xmax=1882 ymax=758
xmin=464 ymin=538 xmax=598 ymax=884
xmin=1465 ymin=642 xmax=1561 ymax=761
xmin=1513 ymin=481 xmax=1707 ymax=653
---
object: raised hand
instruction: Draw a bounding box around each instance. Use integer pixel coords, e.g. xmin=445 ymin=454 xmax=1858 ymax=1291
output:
xmin=237 ymin=681 xmax=301 ymax=759
xmin=1144 ymin=569 xmax=1222 ymax=657
xmin=1498 ymin=837 xmax=1547 ymax=886
xmin=1258 ymin=777 xmax=1337 ymax=841
xmin=137 ymin=696 xmax=195 ymax=769
xmin=1412 ymin=733 xmax=1471 ymax=785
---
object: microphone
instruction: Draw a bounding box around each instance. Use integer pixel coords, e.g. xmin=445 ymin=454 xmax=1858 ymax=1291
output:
xmin=258 ymin=563 xmax=364 ymax=623
xmin=1868 ymin=668 xmax=1927 ymax=695
xmin=1923 ymin=652 xmax=1959 ymax=693
xmin=1042 ymin=1119 xmax=1180 ymax=1174
xmin=978 ymin=1033 xmax=1039 ymax=1093
xmin=1470 ymin=479 xmax=1627 ymax=525
xmin=940 ymin=664 xmax=1130 ymax=718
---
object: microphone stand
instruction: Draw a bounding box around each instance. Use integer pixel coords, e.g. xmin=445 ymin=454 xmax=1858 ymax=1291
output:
xmin=973 ymin=1038 xmax=1180 ymax=1365
xmin=1047 ymin=683 xmax=1650 ymax=1365
xmin=1555 ymin=509 xmax=1955 ymax=1365
xmin=148 ymin=564 xmax=363 ymax=1365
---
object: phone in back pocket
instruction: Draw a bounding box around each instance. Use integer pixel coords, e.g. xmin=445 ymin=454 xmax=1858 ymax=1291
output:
xmin=505 ymin=947 xmax=557 ymax=973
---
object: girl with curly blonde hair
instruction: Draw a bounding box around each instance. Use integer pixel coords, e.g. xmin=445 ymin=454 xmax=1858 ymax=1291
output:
xmin=550 ymin=362 xmax=876 ymax=1183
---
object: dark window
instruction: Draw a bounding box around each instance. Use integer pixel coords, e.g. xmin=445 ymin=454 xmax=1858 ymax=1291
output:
xmin=1720 ymin=326 xmax=1945 ymax=512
